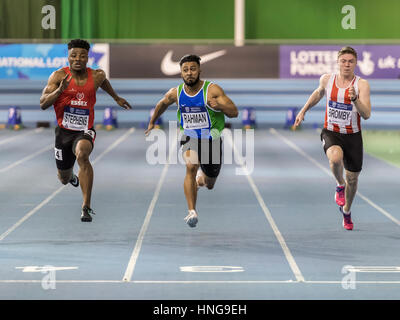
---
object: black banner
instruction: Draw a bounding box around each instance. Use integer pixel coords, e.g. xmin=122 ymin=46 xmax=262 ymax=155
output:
xmin=110 ymin=45 xmax=279 ymax=78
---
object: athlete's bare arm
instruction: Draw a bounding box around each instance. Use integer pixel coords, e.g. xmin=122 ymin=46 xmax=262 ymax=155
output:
xmin=40 ymin=69 xmax=70 ymax=110
xmin=207 ymin=84 xmax=238 ymax=118
xmin=94 ymin=69 xmax=132 ymax=110
xmin=349 ymin=79 xmax=371 ymax=120
xmin=145 ymin=87 xmax=177 ymax=135
xmin=294 ymin=73 xmax=330 ymax=127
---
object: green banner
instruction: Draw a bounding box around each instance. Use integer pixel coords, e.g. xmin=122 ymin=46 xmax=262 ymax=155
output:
xmin=246 ymin=0 xmax=400 ymax=40
xmin=2 ymin=0 xmax=398 ymax=41
xmin=60 ymin=0 xmax=233 ymax=40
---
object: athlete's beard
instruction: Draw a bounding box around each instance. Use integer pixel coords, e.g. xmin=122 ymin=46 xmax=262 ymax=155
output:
xmin=183 ymin=75 xmax=200 ymax=87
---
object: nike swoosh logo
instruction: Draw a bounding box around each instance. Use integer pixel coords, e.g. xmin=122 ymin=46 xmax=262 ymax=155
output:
xmin=160 ymin=49 xmax=227 ymax=76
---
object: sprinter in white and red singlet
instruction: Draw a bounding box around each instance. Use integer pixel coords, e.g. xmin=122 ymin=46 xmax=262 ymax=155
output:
xmin=40 ymin=39 xmax=132 ymax=222
xmin=294 ymin=46 xmax=371 ymax=231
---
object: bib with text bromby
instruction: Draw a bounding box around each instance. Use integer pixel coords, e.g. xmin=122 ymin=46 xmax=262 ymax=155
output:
xmin=62 ymin=106 xmax=89 ymax=130
xmin=327 ymin=100 xmax=353 ymax=127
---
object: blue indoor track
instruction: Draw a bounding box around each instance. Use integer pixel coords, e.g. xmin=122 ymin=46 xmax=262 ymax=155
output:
xmin=0 ymin=125 xmax=399 ymax=299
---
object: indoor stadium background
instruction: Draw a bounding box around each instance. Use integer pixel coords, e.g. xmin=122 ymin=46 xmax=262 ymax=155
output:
xmin=1 ymin=0 xmax=399 ymax=165
xmin=1 ymin=0 xmax=400 ymax=302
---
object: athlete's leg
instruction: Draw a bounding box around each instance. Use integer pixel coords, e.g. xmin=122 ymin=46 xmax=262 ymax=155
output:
xmin=196 ymin=168 xmax=206 ymax=187
xmin=326 ymin=145 xmax=346 ymax=186
xmin=196 ymin=169 xmax=217 ymax=190
xmin=55 ymin=126 xmax=78 ymax=187
xmin=183 ymin=149 xmax=200 ymax=211
xmin=74 ymin=139 xmax=93 ymax=209
xmin=57 ymin=168 xmax=74 ymax=185
xmin=343 ymin=170 xmax=360 ymax=213
xmin=196 ymin=138 xmax=221 ymax=190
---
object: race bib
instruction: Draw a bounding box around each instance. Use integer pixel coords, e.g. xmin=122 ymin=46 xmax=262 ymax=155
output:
xmin=181 ymin=106 xmax=210 ymax=130
xmin=62 ymin=106 xmax=89 ymax=130
xmin=327 ymin=100 xmax=352 ymax=126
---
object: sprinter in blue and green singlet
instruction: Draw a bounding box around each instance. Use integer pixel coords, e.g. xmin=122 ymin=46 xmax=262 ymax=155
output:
xmin=146 ymin=54 xmax=238 ymax=228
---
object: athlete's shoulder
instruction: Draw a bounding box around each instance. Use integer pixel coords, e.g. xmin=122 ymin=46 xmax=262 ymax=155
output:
xmin=48 ymin=68 xmax=67 ymax=83
xmin=91 ymin=68 xmax=105 ymax=75
xmin=357 ymin=77 xmax=370 ymax=90
xmin=89 ymin=68 xmax=106 ymax=89
xmin=319 ymin=73 xmax=331 ymax=88
xmin=208 ymin=82 xmax=224 ymax=94
xmin=54 ymin=67 xmax=68 ymax=76
xmin=357 ymin=76 xmax=368 ymax=83
xmin=165 ymin=87 xmax=178 ymax=102
xmin=91 ymin=68 xmax=106 ymax=79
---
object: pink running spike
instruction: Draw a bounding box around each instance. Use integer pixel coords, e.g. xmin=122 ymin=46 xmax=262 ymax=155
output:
xmin=340 ymin=206 xmax=353 ymax=230
xmin=335 ymin=185 xmax=345 ymax=206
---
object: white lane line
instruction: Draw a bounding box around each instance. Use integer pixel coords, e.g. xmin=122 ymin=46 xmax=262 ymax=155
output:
xmin=344 ymin=266 xmax=400 ymax=273
xmin=225 ymin=129 xmax=305 ymax=283
xmin=92 ymin=128 xmax=135 ymax=165
xmin=122 ymin=136 xmax=178 ymax=282
xmin=269 ymin=128 xmax=400 ymax=227
xmin=180 ymin=266 xmax=244 ymax=272
xmin=0 ymin=280 xmax=295 ymax=284
xmin=16 ymin=266 xmax=78 ymax=272
xmin=304 ymin=281 xmax=400 ymax=284
xmin=0 ymin=128 xmax=135 ymax=241
xmin=0 ymin=186 xmax=67 ymax=241
xmin=0 ymin=280 xmax=124 ymax=283
xmin=132 ymin=280 xmax=295 ymax=284
xmin=0 ymin=128 xmax=44 ymax=146
xmin=0 ymin=144 xmax=53 ymax=173
xmin=0 ymin=280 xmax=399 ymax=284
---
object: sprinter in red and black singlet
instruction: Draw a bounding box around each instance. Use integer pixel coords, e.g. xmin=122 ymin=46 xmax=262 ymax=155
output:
xmin=54 ymin=66 xmax=96 ymax=132
xmin=294 ymin=47 xmax=371 ymax=231
xmin=40 ymin=39 xmax=132 ymax=222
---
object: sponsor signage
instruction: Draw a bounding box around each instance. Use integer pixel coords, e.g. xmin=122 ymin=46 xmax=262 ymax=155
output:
xmin=110 ymin=45 xmax=279 ymax=78
xmin=280 ymin=45 xmax=400 ymax=79
xmin=0 ymin=44 xmax=109 ymax=79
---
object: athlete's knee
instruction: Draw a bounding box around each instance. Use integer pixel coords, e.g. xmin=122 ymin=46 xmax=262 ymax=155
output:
xmin=75 ymin=149 xmax=91 ymax=166
xmin=58 ymin=171 xmax=71 ymax=185
xmin=327 ymin=147 xmax=343 ymax=164
xmin=186 ymin=163 xmax=199 ymax=176
xmin=75 ymin=140 xmax=92 ymax=163
xmin=329 ymin=153 xmax=343 ymax=165
xmin=205 ymin=177 xmax=216 ymax=190
xmin=58 ymin=176 xmax=70 ymax=185
xmin=206 ymin=183 xmax=215 ymax=190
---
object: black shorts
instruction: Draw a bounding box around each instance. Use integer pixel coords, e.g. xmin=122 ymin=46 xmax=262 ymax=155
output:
xmin=54 ymin=126 xmax=96 ymax=170
xmin=320 ymin=128 xmax=363 ymax=172
xmin=180 ymin=135 xmax=222 ymax=178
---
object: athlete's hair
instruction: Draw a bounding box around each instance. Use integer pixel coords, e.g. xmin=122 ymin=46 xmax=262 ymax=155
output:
xmin=68 ymin=39 xmax=90 ymax=51
xmin=179 ymin=54 xmax=201 ymax=66
xmin=338 ymin=46 xmax=357 ymax=59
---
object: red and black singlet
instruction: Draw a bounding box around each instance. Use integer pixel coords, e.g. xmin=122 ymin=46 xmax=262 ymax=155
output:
xmin=54 ymin=67 xmax=96 ymax=131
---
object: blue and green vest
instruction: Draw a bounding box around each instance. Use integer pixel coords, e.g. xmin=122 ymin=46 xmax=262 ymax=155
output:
xmin=177 ymin=80 xmax=225 ymax=140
